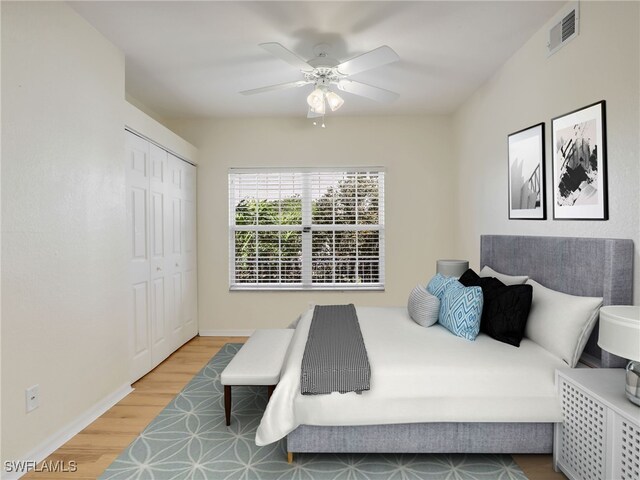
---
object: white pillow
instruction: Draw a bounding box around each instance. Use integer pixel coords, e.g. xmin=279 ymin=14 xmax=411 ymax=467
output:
xmin=479 ymin=266 xmax=528 ymax=285
xmin=525 ymin=279 xmax=603 ymax=367
xmin=408 ymin=285 xmax=440 ymax=327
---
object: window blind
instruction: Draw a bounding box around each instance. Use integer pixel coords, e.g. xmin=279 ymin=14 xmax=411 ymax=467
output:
xmin=229 ymin=168 xmax=385 ymax=290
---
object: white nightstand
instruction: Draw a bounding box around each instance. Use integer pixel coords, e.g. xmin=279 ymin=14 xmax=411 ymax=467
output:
xmin=554 ymin=368 xmax=640 ymax=480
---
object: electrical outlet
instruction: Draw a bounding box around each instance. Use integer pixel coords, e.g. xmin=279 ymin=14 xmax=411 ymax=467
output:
xmin=26 ymin=384 xmax=39 ymax=413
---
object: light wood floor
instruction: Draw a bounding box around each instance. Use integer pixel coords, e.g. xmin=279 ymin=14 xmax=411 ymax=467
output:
xmin=25 ymin=336 xmax=566 ymax=479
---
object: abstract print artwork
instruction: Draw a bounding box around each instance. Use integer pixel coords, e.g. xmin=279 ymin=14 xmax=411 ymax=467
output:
xmin=552 ymin=101 xmax=608 ymax=220
xmin=508 ymin=123 xmax=546 ymax=219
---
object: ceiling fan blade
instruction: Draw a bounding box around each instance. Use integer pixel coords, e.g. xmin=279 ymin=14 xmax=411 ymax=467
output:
xmin=260 ymin=42 xmax=314 ymax=72
xmin=337 ymin=79 xmax=399 ymax=103
xmin=336 ymin=46 xmax=399 ymax=76
xmin=240 ymin=80 xmax=311 ymax=96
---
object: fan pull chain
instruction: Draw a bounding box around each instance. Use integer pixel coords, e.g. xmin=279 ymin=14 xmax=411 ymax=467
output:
xmin=312 ymin=114 xmax=326 ymax=128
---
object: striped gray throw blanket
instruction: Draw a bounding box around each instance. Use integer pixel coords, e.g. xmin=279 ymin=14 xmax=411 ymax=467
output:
xmin=300 ymin=304 xmax=371 ymax=395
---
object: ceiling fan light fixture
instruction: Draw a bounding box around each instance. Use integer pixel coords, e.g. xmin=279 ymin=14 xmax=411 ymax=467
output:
xmin=325 ymin=91 xmax=344 ymax=112
xmin=243 ymin=42 xmax=400 ymax=118
xmin=307 ymin=87 xmax=325 ymax=114
xmin=312 ymin=98 xmax=326 ymax=115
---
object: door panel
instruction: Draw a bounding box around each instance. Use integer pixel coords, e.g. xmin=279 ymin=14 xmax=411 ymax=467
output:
xmin=126 ymin=131 xmax=152 ymax=382
xmin=149 ymin=143 xmax=170 ymax=365
xmin=185 ymin=199 xmax=195 ymax=256
xmin=172 ymin=164 xmax=182 ymax=189
xmin=168 ymin=154 xmax=185 ymax=347
xmin=150 ymin=149 xmax=164 ymax=182
xmin=172 ymin=198 xmax=182 ymax=255
xmin=151 ymin=278 xmax=165 ymax=345
xmin=132 ymin=282 xmax=149 ymax=355
xmin=151 ymin=192 xmax=164 ymax=257
xmin=184 ymin=269 xmax=196 ymax=330
xmin=172 ymin=272 xmax=183 ymax=333
xmin=131 ymin=149 xmax=146 ymax=175
xmin=131 ymin=188 xmax=147 ymax=259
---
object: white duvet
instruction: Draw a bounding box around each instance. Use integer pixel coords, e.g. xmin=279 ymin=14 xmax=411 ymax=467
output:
xmin=255 ymin=306 xmax=564 ymax=446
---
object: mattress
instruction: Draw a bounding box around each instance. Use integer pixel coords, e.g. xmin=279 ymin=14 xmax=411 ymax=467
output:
xmin=255 ymin=306 xmax=565 ymax=446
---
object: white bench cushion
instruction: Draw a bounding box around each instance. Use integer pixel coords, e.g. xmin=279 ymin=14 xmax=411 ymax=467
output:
xmin=221 ymin=329 xmax=294 ymax=385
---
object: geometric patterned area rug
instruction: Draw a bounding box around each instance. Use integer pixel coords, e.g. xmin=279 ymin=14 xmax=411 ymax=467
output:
xmin=101 ymin=343 xmax=528 ymax=479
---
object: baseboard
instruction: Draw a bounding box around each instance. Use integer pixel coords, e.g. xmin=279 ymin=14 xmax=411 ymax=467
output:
xmin=2 ymin=383 xmax=133 ymax=480
xmin=198 ymin=329 xmax=254 ymax=337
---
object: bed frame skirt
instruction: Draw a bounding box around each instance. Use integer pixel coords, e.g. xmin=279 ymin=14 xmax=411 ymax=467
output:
xmin=288 ymin=422 xmax=553 ymax=454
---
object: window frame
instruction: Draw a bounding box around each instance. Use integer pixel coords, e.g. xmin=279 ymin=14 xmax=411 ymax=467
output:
xmin=228 ymin=167 xmax=385 ymax=291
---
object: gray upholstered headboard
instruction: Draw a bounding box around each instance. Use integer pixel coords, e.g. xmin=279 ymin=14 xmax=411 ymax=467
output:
xmin=480 ymin=235 xmax=634 ymax=367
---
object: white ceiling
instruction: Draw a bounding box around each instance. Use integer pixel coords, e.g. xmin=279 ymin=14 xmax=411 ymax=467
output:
xmin=71 ymin=1 xmax=564 ymax=118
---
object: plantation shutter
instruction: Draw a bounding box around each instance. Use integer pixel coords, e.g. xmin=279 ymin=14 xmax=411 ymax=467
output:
xmin=229 ymin=168 xmax=385 ymax=290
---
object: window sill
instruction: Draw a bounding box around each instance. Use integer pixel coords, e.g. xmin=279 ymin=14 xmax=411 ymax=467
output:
xmin=229 ymin=285 xmax=385 ymax=292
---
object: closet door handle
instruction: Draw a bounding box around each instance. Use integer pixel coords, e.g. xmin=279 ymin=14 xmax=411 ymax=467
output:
xmin=156 ymin=267 xmax=162 ymax=272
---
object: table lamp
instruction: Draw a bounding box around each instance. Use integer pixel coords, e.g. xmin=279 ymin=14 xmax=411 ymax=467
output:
xmin=436 ymin=259 xmax=469 ymax=278
xmin=598 ymin=306 xmax=640 ymax=406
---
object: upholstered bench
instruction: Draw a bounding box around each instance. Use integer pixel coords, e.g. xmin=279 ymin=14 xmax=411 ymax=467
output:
xmin=221 ymin=329 xmax=294 ymax=426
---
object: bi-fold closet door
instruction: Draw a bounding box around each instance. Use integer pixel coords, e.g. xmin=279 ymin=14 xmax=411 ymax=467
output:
xmin=126 ymin=130 xmax=197 ymax=382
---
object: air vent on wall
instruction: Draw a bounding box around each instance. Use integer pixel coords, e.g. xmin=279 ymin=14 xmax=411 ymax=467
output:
xmin=547 ymin=2 xmax=580 ymax=57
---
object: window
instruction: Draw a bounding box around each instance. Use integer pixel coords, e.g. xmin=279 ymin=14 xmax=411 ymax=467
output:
xmin=229 ymin=168 xmax=385 ymax=290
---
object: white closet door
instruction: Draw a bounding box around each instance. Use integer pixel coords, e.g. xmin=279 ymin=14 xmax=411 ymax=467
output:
xmin=168 ymin=154 xmax=186 ymax=350
xmin=126 ymin=130 xmax=197 ymax=381
xmin=125 ymin=132 xmax=152 ymax=381
xmin=148 ymin=143 xmax=172 ymax=366
xmin=168 ymin=154 xmax=198 ymax=348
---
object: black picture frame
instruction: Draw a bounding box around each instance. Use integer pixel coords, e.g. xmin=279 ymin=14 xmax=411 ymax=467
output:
xmin=551 ymin=101 xmax=608 ymax=220
xmin=508 ymin=122 xmax=546 ymax=220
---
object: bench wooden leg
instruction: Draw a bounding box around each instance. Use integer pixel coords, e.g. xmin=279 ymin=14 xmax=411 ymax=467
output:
xmin=224 ymin=385 xmax=231 ymax=426
xmin=267 ymin=384 xmax=276 ymax=399
xmin=287 ymin=451 xmax=293 ymax=464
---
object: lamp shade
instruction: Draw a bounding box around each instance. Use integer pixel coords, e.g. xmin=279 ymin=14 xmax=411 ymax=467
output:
xmin=307 ymin=88 xmax=325 ymax=114
xmin=436 ymin=259 xmax=469 ymax=278
xmin=325 ymin=91 xmax=344 ymax=111
xmin=598 ymin=306 xmax=640 ymax=361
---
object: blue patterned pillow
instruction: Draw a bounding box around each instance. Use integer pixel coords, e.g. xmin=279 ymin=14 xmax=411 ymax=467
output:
xmin=438 ymin=281 xmax=484 ymax=341
xmin=427 ymin=273 xmax=457 ymax=300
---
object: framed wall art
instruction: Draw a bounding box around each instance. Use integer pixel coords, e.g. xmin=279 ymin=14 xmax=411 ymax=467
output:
xmin=508 ymin=122 xmax=546 ymax=219
xmin=551 ymin=101 xmax=608 ymax=220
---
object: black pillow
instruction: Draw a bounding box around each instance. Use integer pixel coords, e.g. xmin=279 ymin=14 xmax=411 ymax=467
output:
xmin=459 ymin=269 xmax=504 ymax=321
xmin=459 ymin=268 xmax=533 ymax=347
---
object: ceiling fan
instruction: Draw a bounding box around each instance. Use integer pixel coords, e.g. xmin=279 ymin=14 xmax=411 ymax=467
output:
xmin=240 ymin=42 xmax=400 ymax=120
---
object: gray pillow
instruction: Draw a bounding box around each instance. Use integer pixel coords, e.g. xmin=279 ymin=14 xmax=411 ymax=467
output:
xmin=408 ymin=285 xmax=440 ymax=327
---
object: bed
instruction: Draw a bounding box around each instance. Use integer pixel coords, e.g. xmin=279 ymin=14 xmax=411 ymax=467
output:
xmin=258 ymin=235 xmax=634 ymax=455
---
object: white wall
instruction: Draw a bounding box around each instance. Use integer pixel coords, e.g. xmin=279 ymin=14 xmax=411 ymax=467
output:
xmin=126 ymin=93 xmax=170 ymax=128
xmin=125 ymin=101 xmax=199 ymax=164
xmin=1 ymin=2 xmax=130 ymax=462
xmin=453 ymin=1 xmax=640 ymax=303
xmin=168 ymin=116 xmax=457 ymax=332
